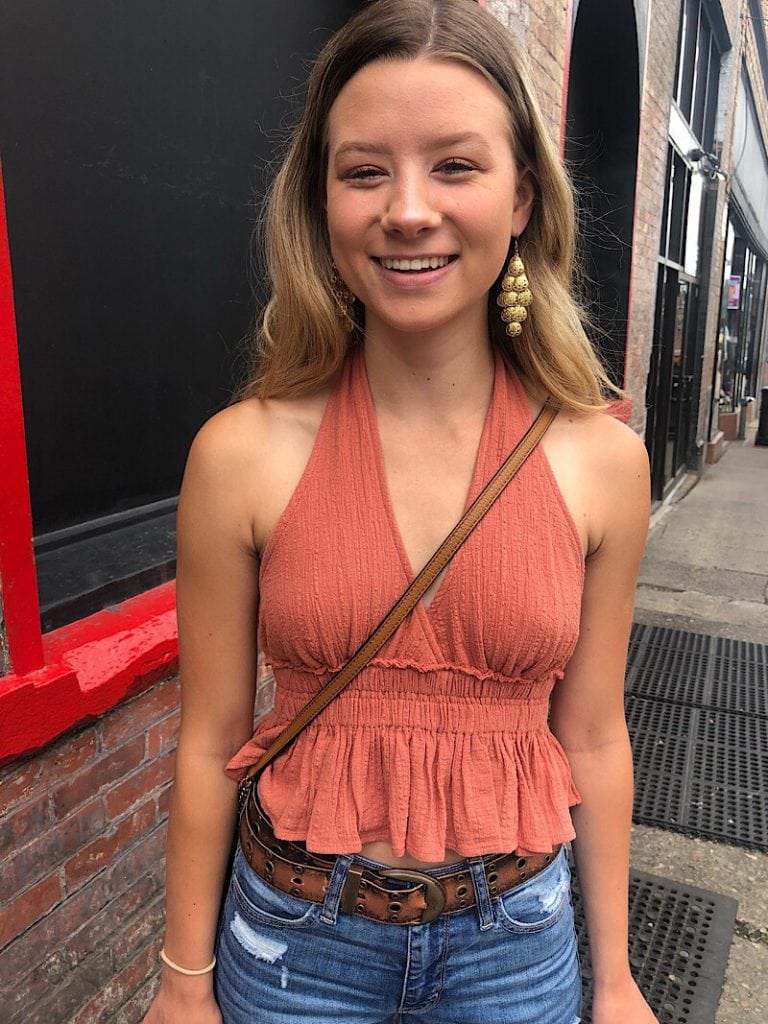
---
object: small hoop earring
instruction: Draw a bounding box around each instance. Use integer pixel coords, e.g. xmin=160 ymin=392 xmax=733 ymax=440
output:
xmin=331 ymin=266 xmax=356 ymax=333
xmin=496 ymin=238 xmax=532 ymax=338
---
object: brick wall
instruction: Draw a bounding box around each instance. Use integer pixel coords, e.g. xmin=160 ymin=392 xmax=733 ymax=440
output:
xmin=624 ymin=0 xmax=683 ymax=434
xmin=0 ymin=675 xmax=179 ymax=1024
xmin=488 ymin=0 xmax=568 ymax=142
xmin=0 ymin=661 xmax=274 ymax=1024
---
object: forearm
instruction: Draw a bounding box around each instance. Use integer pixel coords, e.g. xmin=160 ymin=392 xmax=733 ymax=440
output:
xmin=567 ymin=731 xmax=634 ymax=989
xmin=162 ymin=745 xmax=240 ymax=974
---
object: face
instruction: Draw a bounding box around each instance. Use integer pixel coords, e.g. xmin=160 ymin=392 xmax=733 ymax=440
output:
xmin=325 ymin=56 xmax=534 ymax=342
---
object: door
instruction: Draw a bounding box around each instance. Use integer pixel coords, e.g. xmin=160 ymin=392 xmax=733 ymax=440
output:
xmin=646 ymin=265 xmax=698 ymax=500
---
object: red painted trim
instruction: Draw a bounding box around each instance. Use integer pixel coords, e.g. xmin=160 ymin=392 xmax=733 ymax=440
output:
xmin=0 ymin=581 xmax=178 ymax=764
xmin=0 ymin=163 xmax=179 ymax=764
xmin=0 ymin=162 xmax=44 ymax=675
xmin=560 ymin=0 xmax=574 ymax=153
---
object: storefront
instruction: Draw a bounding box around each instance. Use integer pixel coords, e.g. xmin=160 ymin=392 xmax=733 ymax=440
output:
xmin=709 ymin=69 xmax=768 ymax=447
xmin=645 ymin=0 xmax=726 ymax=500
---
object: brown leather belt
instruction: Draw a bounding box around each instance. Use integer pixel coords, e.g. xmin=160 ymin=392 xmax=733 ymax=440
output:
xmin=239 ymin=791 xmax=561 ymax=926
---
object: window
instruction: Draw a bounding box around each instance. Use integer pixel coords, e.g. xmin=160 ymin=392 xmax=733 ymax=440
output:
xmin=673 ymin=0 xmax=722 ymax=149
xmin=0 ymin=1 xmax=360 ymax=633
xmin=0 ymin=1 xmax=362 ymax=763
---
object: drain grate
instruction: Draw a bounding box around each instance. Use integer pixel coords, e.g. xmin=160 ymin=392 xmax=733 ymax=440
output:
xmin=625 ymin=625 xmax=768 ymax=849
xmin=573 ymin=868 xmax=737 ymax=1024
xmin=627 ymin=624 xmax=768 ymax=717
xmin=627 ymin=696 xmax=768 ymax=848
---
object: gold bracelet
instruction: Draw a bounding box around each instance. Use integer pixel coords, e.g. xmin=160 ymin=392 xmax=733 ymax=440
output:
xmin=160 ymin=947 xmax=216 ymax=976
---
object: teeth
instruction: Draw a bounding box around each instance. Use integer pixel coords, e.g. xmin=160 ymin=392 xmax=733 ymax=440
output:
xmin=380 ymin=256 xmax=452 ymax=271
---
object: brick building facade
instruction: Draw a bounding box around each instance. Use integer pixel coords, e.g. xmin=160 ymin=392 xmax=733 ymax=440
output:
xmin=2 ymin=2 xmax=768 ymax=1021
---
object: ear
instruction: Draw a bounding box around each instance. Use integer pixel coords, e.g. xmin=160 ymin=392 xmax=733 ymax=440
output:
xmin=511 ymin=166 xmax=535 ymax=237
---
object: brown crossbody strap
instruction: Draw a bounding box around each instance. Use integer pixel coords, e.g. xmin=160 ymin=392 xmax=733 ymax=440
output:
xmin=241 ymin=397 xmax=559 ymax=789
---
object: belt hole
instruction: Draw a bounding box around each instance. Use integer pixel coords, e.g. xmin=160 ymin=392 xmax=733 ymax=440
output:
xmin=359 ymin=880 xmax=369 ymax=890
xmin=520 ymin=871 xmax=528 ymax=879
xmin=355 ymin=903 xmax=365 ymax=914
xmin=489 ymin=885 xmax=498 ymax=896
xmin=545 ymin=855 xmax=552 ymax=863
xmin=389 ymin=914 xmax=400 ymax=922
xmin=487 ymin=872 xmax=498 ymax=884
xmin=291 ymin=877 xmax=303 ymax=886
xmin=292 ymin=864 xmax=305 ymax=874
xmin=265 ymin=859 xmax=274 ymax=873
xmin=290 ymin=888 xmax=302 ymax=896
xmin=456 ymin=873 xmax=466 ymax=882
xmin=456 ymin=885 xmax=468 ymax=897
xmin=245 ymin=840 xmax=253 ymax=854
xmin=515 ymin=857 xmax=528 ymax=870
xmin=388 ymin=901 xmax=402 ymax=912
xmin=459 ymin=898 xmax=467 ymax=907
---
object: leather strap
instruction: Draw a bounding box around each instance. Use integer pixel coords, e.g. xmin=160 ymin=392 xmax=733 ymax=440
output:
xmin=240 ymin=788 xmax=562 ymax=925
xmin=241 ymin=396 xmax=559 ymax=790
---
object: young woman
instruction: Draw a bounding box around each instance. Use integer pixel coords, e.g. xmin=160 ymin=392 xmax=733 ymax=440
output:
xmin=144 ymin=2 xmax=656 ymax=1022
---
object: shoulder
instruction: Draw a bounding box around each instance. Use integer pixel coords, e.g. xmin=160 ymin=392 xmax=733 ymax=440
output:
xmin=570 ymin=407 xmax=649 ymax=483
xmin=187 ymin=388 xmax=331 ymax=483
xmin=545 ymin=394 xmax=647 ymax=471
xmin=542 ymin=403 xmax=649 ymax=557
xmin=573 ymin=410 xmax=650 ymax=556
xmin=181 ymin=386 xmax=333 ymax=554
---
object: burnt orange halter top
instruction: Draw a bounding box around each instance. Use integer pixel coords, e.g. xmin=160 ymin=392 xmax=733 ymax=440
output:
xmin=226 ymin=345 xmax=585 ymax=860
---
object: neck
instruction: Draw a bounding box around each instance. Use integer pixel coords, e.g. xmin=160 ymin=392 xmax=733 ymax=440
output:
xmin=361 ymin=318 xmax=495 ymax=419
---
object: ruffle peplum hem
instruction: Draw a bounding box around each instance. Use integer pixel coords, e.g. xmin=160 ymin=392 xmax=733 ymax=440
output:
xmin=226 ymin=665 xmax=581 ymax=861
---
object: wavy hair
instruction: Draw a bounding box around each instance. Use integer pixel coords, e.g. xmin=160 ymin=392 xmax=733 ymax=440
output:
xmin=238 ymin=0 xmax=620 ymax=412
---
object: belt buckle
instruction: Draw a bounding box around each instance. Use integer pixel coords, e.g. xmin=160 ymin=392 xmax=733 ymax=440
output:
xmin=380 ymin=868 xmax=447 ymax=924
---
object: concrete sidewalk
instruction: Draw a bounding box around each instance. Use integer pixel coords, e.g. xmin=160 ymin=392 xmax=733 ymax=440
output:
xmin=630 ymin=432 xmax=768 ymax=1023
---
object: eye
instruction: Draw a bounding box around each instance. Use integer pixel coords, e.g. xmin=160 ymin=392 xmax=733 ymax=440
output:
xmin=438 ymin=158 xmax=476 ymax=175
xmin=342 ymin=166 xmax=384 ymax=182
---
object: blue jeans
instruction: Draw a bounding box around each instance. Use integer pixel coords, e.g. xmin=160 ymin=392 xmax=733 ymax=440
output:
xmin=214 ymin=845 xmax=581 ymax=1024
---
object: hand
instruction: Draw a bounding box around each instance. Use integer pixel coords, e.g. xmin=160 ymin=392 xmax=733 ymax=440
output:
xmin=591 ymin=975 xmax=658 ymax=1024
xmin=142 ymin=969 xmax=223 ymax=1024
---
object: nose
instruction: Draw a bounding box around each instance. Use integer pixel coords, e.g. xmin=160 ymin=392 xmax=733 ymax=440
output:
xmin=380 ymin=172 xmax=441 ymax=237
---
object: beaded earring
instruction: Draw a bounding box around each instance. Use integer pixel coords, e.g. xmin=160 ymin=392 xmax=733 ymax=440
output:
xmin=496 ymin=239 xmax=533 ymax=338
xmin=331 ymin=266 xmax=356 ymax=333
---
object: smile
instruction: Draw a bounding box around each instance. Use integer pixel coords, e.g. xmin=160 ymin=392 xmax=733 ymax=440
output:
xmin=377 ymin=255 xmax=458 ymax=272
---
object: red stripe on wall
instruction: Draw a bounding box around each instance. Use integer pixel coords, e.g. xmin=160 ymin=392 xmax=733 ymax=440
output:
xmin=0 ymin=163 xmax=44 ymax=675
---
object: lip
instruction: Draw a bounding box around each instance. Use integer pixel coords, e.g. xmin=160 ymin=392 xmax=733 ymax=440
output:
xmin=371 ymin=254 xmax=459 ymax=289
xmin=375 ymin=254 xmax=457 ymax=261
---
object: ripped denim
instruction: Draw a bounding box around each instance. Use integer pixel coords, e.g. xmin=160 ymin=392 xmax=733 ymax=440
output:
xmin=214 ymin=845 xmax=581 ymax=1024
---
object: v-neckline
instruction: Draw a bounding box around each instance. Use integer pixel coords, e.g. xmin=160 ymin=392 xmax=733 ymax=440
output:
xmin=356 ymin=347 xmax=502 ymax=619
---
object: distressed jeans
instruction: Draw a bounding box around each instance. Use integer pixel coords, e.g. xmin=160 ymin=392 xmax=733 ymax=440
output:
xmin=214 ymin=845 xmax=581 ymax=1024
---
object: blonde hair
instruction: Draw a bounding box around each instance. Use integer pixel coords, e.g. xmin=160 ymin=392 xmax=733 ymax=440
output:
xmin=238 ymin=0 xmax=620 ymax=412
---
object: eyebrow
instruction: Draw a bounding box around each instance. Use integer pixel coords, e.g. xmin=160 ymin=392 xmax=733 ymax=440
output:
xmin=332 ymin=132 xmax=493 ymax=159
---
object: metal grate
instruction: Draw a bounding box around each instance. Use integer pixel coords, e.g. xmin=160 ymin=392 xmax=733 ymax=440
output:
xmin=573 ymin=868 xmax=737 ymax=1024
xmin=627 ymin=624 xmax=768 ymax=717
xmin=625 ymin=625 xmax=768 ymax=849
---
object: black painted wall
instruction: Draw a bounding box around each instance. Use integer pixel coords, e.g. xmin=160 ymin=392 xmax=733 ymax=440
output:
xmin=1 ymin=1 xmax=359 ymax=535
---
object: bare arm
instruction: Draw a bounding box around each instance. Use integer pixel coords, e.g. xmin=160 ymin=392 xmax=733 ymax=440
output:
xmin=549 ymin=419 xmax=657 ymax=1024
xmin=145 ymin=408 xmax=262 ymax=1022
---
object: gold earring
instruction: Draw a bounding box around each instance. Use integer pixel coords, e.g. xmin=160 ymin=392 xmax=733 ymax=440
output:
xmin=331 ymin=266 xmax=356 ymax=333
xmin=496 ymin=239 xmax=532 ymax=338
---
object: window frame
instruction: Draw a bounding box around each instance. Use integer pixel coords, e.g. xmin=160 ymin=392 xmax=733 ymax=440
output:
xmin=0 ymin=163 xmax=178 ymax=764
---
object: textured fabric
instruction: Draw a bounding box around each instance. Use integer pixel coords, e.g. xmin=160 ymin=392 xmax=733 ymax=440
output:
xmin=214 ymin=846 xmax=581 ymax=1024
xmin=226 ymin=345 xmax=585 ymax=860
